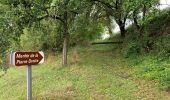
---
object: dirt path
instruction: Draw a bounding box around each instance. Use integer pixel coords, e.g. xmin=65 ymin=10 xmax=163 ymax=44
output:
xmin=1 ymin=46 xmax=170 ymax=100
xmin=84 ymin=45 xmax=170 ymax=100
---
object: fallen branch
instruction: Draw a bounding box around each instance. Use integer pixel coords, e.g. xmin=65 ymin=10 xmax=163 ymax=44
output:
xmin=91 ymin=41 xmax=123 ymax=45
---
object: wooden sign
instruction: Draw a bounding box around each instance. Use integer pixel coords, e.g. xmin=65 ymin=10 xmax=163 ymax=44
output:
xmin=10 ymin=51 xmax=44 ymax=66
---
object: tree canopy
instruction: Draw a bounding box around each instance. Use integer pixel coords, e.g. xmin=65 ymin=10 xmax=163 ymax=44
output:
xmin=0 ymin=0 xmax=161 ymax=70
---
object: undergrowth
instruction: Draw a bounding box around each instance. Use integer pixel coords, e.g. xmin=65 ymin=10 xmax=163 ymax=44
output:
xmin=115 ymin=8 xmax=170 ymax=90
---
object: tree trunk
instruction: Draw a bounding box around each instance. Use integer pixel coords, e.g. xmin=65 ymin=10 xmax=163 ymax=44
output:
xmin=62 ymin=0 xmax=70 ymax=66
xmin=133 ymin=17 xmax=140 ymax=30
xmin=117 ymin=19 xmax=126 ymax=37
xmin=62 ymin=21 xmax=69 ymax=66
xmin=118 ymin=23 xmax=126 ymax=37
xmin=142 ymin=4 xmax=147 ymax=20
xmin=62 ymin=35 xmax=68 ymax=66
xmin=133 ymin=11 xmax=140 ymax=30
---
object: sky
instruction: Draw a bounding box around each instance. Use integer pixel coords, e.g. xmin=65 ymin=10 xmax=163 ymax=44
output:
xmin=160 ymin=0 xmax=170 ymax=9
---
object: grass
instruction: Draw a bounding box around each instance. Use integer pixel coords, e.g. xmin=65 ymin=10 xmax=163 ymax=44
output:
xmin=0 ymin=45 xmax=170 ymax=100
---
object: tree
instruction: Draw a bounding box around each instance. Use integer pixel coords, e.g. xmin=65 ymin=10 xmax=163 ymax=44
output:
xmin=1 ymin=0 xmax=87 ymax=66
xmin=128 ymin=0 xmax=159 ymax=31
xmin=70 ymin=13 xmax=104 ymax=45
xmin=89 ymin=0 xmax=159 ymax=37
xmin=0 ymin=1 xmax=16 ymax=72
xmin=89 ymin=0 xmax=130 ymax=37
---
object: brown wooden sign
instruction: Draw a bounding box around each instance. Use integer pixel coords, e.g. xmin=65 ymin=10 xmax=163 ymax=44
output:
xmin=10 ymin=51 xmax=44 ymax=66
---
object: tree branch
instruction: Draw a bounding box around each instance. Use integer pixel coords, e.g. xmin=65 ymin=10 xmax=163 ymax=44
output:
xmin=91 ymin=0 xmax=115 ymax=10
xmin=37 ymin=15 xmax=49 ymax=21
xmin=35 ymin=13 xmax=64 ymax=23
xmin=123 ymin=13 xmax=129 ymax=24
xmin=49 ymin=15 xmax=64 ymax=23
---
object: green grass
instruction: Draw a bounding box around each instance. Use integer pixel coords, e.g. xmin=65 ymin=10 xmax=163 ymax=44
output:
xmin=0 ymin=45 xmax=169 ymax=100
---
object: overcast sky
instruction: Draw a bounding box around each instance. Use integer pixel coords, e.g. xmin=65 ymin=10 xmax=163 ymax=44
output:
xmin=160 ymin=0 xmax=170 ymax=9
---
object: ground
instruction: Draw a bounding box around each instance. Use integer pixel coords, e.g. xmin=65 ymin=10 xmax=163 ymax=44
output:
xmin=0 ymin=45 xmax=170 ymax=100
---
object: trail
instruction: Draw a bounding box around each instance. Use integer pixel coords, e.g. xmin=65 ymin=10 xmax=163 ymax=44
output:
xmin=0 ymin=45 xmax=170 ymax=99
xmin=82 ymin=45 xmax=170 ymax=100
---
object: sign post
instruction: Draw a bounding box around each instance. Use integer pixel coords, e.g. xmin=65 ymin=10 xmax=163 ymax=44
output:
xmin=10 ymin=51 xmax=44 ymax=100
xmin=27 ymin=65 xmax=32 ymax=100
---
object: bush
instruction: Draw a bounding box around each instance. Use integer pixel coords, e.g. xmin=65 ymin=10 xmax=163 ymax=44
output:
xmin=0 ymin=32 xmax=10 ymax=72
xmin=122 ymin=30 xmax=142 ymax=58
xmin=123 ymin=42 xmax=141 ymax=58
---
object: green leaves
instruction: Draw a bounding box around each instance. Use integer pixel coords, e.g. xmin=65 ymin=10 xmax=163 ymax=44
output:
xmin=70 ymin=13 xmax=104 ymax=45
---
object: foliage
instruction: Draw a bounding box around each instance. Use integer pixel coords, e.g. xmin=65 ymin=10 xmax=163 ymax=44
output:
xmin=70 ymin=14 xmax=104 ymax=45
xmin=118 ymin=8 xmax=170 ymax=90
xmin=19 ymin=20 xmax=64 ymax=52
xmin=88 ymin=0 xmax=159 ymax=37
xmin=0 ymin=33 xmax=10 ymax=72
xmin=155 ymin=34 xmax=170 ymax=61
xmin=121 ymin=7 xmax=170 ymax=57
xmin=0 ymin=3 xmax=16 ymax=71
xmin=0 ymin=0 xmax=100 ymax=66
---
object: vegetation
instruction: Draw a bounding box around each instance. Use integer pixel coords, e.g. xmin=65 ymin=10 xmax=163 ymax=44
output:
xmin=120 ymin=9 xmax=170 ymax=90
xmin=0 ymin=46 xmax=170 ymax=99
xmin=0 ymin=0 xmax=170 ymax=99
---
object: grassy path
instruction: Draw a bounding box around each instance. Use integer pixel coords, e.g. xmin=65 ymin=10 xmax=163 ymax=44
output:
xmin=0 ymin=45 xmax=170 ymax=99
